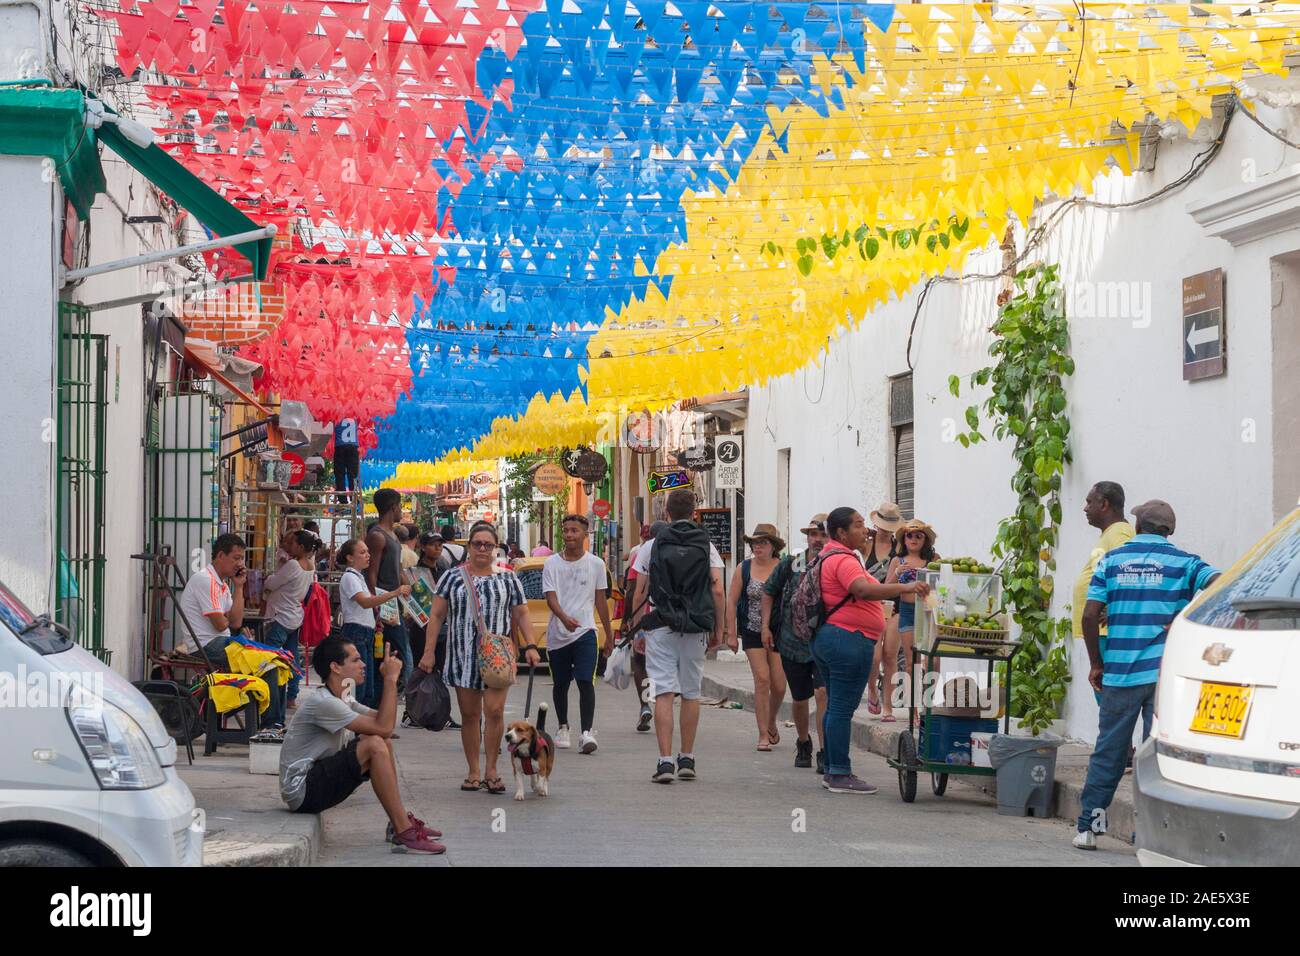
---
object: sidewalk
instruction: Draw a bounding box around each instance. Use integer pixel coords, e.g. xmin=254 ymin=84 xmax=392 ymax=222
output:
xmin=179 ymin=753 xmax=321 ymax=866
xmin=700 ymin=655 xmax=1135 ymax=844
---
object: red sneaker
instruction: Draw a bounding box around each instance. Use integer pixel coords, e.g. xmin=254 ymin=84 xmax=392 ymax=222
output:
xmin=386 ymin=812 xmax=442 ymax=843
xmin=391 ymin=826 xmax=446 ymax=855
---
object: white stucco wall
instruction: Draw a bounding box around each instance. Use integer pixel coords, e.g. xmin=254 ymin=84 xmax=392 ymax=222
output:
xmin=745 ymin=104 xmax=1299 ymax=743
xmin=70 ymin=156 xmax=181 ymax=679
xmin=0 ymin=155 xmax=58 ymax=613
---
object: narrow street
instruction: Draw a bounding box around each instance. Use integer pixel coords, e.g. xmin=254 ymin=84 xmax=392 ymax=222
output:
xmin=317 ymin=676 xmax=1135 ymax=867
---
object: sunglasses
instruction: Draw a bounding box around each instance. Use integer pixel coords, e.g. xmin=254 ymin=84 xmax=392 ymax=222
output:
xmin=470 ymin=540 xmax=496 ymax=550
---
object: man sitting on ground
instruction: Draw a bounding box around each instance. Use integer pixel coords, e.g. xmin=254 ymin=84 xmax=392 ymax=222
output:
xmin=279 ymin=636 xmax=445 ymax=854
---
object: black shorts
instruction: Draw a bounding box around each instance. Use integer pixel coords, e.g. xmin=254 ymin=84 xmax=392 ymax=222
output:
xmin=295 ymin=739 xmax=368 ymax=814
xmin=740 ymin=629 xmax=766 ymax=652
xmin=781 ymin=657 xmax=823 ymax=702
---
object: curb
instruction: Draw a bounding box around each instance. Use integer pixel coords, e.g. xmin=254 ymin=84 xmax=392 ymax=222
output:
xmin=202 ymin=813 xmax=322 ymax=867
xmin=701 ymin=671 xmax=1135 ymax=844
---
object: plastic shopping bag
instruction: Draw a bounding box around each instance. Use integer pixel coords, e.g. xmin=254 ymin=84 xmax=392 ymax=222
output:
xmin=603 ymin=639 xmax=633 ymax=691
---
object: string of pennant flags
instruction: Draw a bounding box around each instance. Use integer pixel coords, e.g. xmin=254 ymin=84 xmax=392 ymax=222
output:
xmin=98 ymin=1 xmax=1300 ymax=486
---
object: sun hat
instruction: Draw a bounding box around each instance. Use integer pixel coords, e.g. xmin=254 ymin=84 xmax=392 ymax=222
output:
xmin=800 ymin=513 xmax=829 ymax=534
xmin=894 ymin=518 xmax=937 ymax=550
xmin=869 ymin=501 xmax=904 ymax=533
xmin=743 ymin=523 xmax=786 ymax=554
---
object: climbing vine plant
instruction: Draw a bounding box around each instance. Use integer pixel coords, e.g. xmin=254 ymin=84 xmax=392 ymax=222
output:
xmin=762 ymin=216 xmax=970 ymax=275
xmin=949 ymin=263 xmax=1074 ymax=734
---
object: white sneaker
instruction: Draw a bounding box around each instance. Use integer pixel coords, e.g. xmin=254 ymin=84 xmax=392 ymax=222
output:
xmin=554 ymin=726 xmax=571 ymax=749
xmin=1072 ymin=830 xmax=1097 ymax=851
xmin=579 ymin=730 xmax=597 ymax=754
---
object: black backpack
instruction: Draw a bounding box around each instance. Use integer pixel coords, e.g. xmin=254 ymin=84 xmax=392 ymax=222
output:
xmin=643 ymin=520 xmax=716 ymax=634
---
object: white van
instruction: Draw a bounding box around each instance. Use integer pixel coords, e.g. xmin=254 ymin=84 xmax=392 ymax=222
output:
xmin=1135 ymin=508 xmax=1300 ymax=866
xmin=0 ymin=582 xmax=202 ymax=866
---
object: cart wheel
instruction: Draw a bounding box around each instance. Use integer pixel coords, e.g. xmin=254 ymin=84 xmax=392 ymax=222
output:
xmin=897 ymin=734 xmax=918 ymax=803
xmin=931 ymin=772 xmax=949 ymax=796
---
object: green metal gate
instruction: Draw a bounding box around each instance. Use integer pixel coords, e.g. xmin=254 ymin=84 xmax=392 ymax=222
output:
xmin=55 ymin=302 xmax=109 ymax=663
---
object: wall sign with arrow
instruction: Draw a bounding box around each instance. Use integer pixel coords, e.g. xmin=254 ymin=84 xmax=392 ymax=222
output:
xmin=1183 ymin=268 xmax=1226 ymax=381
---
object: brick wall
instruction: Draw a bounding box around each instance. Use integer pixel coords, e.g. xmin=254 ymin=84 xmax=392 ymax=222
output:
xmin=181 ymin=280 xmax=284 ymax=347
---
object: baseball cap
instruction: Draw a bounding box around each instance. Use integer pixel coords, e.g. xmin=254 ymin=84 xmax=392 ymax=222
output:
xmin=419 ymin=531 xmax=444 ymax=545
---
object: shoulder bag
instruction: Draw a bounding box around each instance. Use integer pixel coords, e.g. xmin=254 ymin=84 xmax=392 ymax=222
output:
xmin=462 ymin=567 xmax=516 ymax=689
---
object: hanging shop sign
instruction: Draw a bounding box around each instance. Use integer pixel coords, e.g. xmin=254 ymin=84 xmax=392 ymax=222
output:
xmin=470 ymin=471 xmax=495 ymax=487
xmin=1183 ymin=269 xmax=1226 ymax=381
xmin=561 ymin=446 xmax=609 ymax=483
xmin=592 ymin=499 xmax=612 ymax=519
xmin=647 ymin=469 xmax=692 ymax=495
xmin=533 ymin=462 xmax=569 ymax=497
xmin=715 ymin=435 xmax=744 ymax=489
xmin=624 ymin=411 xmax=660 ymax=454
xmin=676 ymin=438 xmax=716 ymax=472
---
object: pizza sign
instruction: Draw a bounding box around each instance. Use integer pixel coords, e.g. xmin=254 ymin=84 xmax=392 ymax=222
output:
xmin=647 ymin=469 xmax=692 ymax=495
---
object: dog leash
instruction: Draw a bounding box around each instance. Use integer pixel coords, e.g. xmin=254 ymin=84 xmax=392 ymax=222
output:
xmin=523 ymin=658 xmax=536 ymax=719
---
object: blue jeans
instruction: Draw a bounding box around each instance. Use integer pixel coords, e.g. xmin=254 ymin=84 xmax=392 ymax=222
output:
xmin=1077 ymin=681 xmax=1156 ymax=833
xmin=381 ymin=617 xmax=412 ymax=690
xmin=264 ymin=621 xmax=302 ymax=704
xmin=811 ymin=623 xmax=878 ymax=777
xmin=342 ymin=623 xmax=377 ymax=707
xmin=201 ymin=633 xmax=234 ymax=670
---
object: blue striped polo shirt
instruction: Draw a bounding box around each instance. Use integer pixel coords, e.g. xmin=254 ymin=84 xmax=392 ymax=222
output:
xmin=1087 ymin=534 xmax=1218 ymax=687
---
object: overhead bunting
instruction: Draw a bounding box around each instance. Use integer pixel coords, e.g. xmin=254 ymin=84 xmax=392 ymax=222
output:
xmin=104 ymin=3 xmax=1299 ymax=483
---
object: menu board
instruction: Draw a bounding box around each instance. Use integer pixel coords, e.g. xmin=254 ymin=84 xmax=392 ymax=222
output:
xmin=696 ymin=508 xmax=732 ymax=558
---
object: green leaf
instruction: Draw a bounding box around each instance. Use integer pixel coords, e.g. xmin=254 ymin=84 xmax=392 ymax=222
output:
xmin=926 ymin=234 xmax=938 ymax=253
xmin=948 ymin=374 xmax=960 ymax=397
xmin=965 ymin=406 xmax=979 ymax=429
xmin=939 ymin=232 xmax=950 ymax=249
xmin=864 ymin=237 xmax=879 ymax=259
xmin=957 ymin=433 xmax=970 ymax=448
xmin=797 ymin=255 xmax=813 ymax=276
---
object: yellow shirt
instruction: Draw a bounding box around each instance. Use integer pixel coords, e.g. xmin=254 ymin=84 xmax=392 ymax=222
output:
xmin=1071 ymin=521 xmax=1135 ymax=637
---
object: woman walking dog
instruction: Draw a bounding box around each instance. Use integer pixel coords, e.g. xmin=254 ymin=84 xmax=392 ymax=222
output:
xmin=418 ymin=522 xmax=541 ymax=794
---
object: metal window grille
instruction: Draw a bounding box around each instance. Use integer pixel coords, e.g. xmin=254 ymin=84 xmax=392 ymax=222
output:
xmin=55 ymin=303 xmax=109 ymax=663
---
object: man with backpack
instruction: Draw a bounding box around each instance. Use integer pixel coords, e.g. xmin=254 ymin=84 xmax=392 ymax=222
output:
xmin=629 ymin=489 xmax=728 ymax=783
xmin=761 ymin=514 xmax=829 ymax=773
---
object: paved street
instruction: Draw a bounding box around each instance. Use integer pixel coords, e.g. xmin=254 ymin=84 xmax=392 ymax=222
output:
xmin=317 ymin=674 xmax=1136 ymax=866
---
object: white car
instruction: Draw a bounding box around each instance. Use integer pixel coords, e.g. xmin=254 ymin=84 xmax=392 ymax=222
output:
xmin=1135 ymin=508 xmax=1300 ymax=866
xmin=0 ymin=581 xmax=202 ymax=866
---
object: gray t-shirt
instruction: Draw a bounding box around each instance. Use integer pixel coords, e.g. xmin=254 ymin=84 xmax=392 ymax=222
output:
xmin=278 ymin=687 xmax=373 ymax=810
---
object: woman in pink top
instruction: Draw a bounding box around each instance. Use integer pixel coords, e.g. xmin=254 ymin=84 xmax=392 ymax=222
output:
xmin=812 ymin=507 xmax=929 ymax=795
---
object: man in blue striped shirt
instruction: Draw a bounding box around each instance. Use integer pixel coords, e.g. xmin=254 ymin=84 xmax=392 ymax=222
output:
xmin=1073 ymin=499 xmax=1219 ymax=850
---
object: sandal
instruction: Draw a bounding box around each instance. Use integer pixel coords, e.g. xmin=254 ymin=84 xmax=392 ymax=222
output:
xmin=767 ymin=729 xmax=780 ymax=746
xmin=866 ymin=698 xmax=881 ymax=716
xmin=484 ymin=776 xmax=506 ymax=794
xmin=880 ymin=714 xmax=897 ymax=723
xmin=460 ymin=777 xmax=481 ymax=791
xmin=757 ymin=740 xmax=773 ymax=752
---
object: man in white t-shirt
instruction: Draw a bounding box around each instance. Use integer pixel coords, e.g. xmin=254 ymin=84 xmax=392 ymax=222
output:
xmin=177 ymin=533 xmax=248 ymax=667
xmin=542 ymin=514 xmax=615 ymax=754
xmin=629 ymin=490 xmax=727 ymax=784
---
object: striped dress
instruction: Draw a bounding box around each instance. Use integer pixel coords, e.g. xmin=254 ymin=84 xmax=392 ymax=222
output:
xmin=435 ymin=567 xmax=527 ymax=690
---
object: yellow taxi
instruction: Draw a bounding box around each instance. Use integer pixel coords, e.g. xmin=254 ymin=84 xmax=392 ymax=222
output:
xmin=509 ymin=556 xmax=622 ymax=658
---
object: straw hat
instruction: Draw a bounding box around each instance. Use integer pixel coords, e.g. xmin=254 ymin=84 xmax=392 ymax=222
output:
xmin=869 ymin=501 xmax=904 ymax=533
xmin=894 ymin=518 xmax=937 ymax=550
xmin=800 ymin=513 xmax=829 ymax=534
xmin=743 ymin=523 xmax=786 ymax=554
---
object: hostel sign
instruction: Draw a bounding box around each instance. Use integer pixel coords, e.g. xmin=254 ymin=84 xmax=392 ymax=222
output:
xmin=1183 ymin=269 xmax=1226 ymax=381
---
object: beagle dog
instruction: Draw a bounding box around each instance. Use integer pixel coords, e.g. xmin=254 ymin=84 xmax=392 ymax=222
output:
xmin=505 ymin=702 xmax=555 ymax=801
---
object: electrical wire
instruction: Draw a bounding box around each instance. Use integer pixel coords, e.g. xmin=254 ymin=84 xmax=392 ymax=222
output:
xmin=904 ymin=95 xmax=1237 ymax=372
